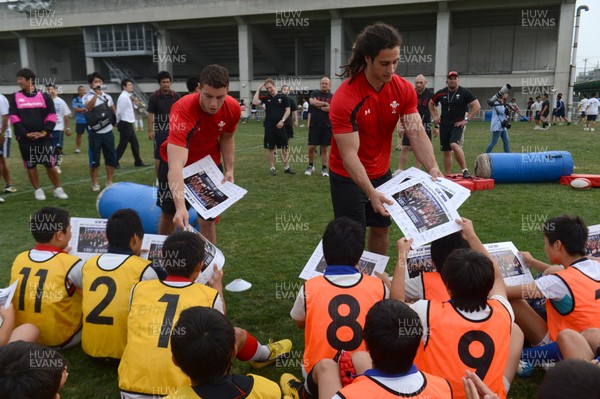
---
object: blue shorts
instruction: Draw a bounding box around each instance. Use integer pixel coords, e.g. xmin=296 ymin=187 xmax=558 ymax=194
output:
xmin=0 ymin=137 xmax=10 ymax=158
xmin=51 ymin=130 xmax=64 ymax=149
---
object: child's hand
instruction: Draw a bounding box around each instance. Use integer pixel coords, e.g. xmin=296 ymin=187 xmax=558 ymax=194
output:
xmin=457 ymin=218 xmax=476 ymax=240
xmin=0 ymin=303 xmax=15 ymax=323
xmin=396 ymin=237 xmax=413 ymax=259
xmin=519 ymin=251 xmax=535 ymax=266
xmin=462 ymin=370 xmax=500 ymax=399
xmin=209 ymin=265 xmax=223 ymax=289
xmin=374 ymin=271 xmax=391 ymax=290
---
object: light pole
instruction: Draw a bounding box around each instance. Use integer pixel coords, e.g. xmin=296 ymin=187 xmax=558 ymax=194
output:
xmin=568 ymin=5 xmax=589 ymax=121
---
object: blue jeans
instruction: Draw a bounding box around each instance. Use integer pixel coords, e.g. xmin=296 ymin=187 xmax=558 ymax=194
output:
xmin=486 ymin=130 xmax=510 ymax=153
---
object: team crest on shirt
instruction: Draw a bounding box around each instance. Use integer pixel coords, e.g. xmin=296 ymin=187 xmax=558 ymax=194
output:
xmin=390 ymin=100 xmax=399 ymax=114
xmin=365 ymin=109 xmax=371 ymax=115
xmin=278 ymin=98 xmax=282 ymax=103
xmin=218 ymin=121 xmax=226 ymax=131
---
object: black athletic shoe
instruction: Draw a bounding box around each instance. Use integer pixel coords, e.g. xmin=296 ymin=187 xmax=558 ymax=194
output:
xmin=462 ymin=169 xmax=472 ymax=179
xmin=285 ymin=167 xmax=296 ymax=175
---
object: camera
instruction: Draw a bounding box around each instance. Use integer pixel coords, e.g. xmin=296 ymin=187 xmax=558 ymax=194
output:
xmin=94 ymin=85 xmax=107 ymax=91
xmin=487 ymin=84 xmax=512 ymax=106
xmin=501 ymin=120 xmax=511 ymax=129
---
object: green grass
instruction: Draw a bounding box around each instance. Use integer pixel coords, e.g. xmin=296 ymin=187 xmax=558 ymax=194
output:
xmin=0 ymin=119 xmax=598 ymax=398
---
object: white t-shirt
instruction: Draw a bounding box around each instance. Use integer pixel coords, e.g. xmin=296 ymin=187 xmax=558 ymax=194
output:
xmin=533 ymin=100 xmax=543 ymax=112
xmin=302 ymin=101 xmax=309 ymax=112
xmin=29 ymin=248 xmax=84 ymax=289
xmin=52 ymin=96 xmax=71 ymax=131
xmin=116 ymin=91 xmax=135 ymax=123
xmin=535 ymin=259 xmax=600 ymax=301
xmin=0 ymin=94 xmax=11 ymax=138
xmin=578 ymin=98 xmax=589 ymax=113
xmin=586 ymin=97 xmax=599 ymax=116
xmin=82 ymin=90 xmax=114 ymax=134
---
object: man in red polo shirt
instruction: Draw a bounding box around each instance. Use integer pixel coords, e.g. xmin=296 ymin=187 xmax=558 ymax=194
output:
xmin=329 ymin=22 xmax=442 ymax=255
xmin=157 ymin=64 xmax=240 ymax=243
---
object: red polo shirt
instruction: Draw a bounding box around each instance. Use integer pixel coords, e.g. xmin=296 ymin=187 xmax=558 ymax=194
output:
xmin=329 ymin=72 xmax=417 ymax=179
xmin=160 ymin=93 xmax=241 ymax=166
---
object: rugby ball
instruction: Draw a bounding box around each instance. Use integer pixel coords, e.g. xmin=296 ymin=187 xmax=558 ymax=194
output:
xmin=569 ymin=178 xmax=592 ymax=190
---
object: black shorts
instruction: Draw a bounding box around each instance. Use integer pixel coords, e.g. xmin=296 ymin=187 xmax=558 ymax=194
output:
xmin=284 ymin=123 xmax=294 ymax=139
xmin=534 ymin=112 xmax=541 ymax=121
xmin=439 ymin=124 xmax=463 ymax=151
xmin=401 ymin=129 xmax=432 ymax=147
xmin=308 ymin=127 xmax=332 ymax=146
xmin=588 ymin=115 xmax=598 ymax=122
xmin=156 ymin=159 xmax=220 ymax=221
xmin=76 ymin=123 xmax=88 ymax=135
xmin=264 ymin=124 xmax=288 ymax=150
xmin=18 ymin=139 xmax=57 ymax=169
xmin=154 ymin=131 xmax=168 ymax=160
xmin=329 ymin=170 xmax=392 ymax=228
xmin=88 ymin=131 xmax=117 ymax=168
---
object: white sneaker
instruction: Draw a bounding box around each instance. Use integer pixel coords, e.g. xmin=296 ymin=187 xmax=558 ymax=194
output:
xmin=321 ymin=168 xmax=329 ymax=177
xmin=53 ymin=187 xmax=68 ymax=199
xmin=55 ymin=166 xmax=61 ymax=174
xmin=592 ymin=128 xmax=596 ymax=132
xmin=304 ymin=166 xmax=315 ymax=176
xmin=105 ymin=181 xmax=113 ymax=188
xmin=74 ymin=148 xmax=81 ymax=154
xmin=584 ymin=127 xmax=590 ymax=131
xmin=92 ymin=183 xmax=100 ymax=192
xmin=0 ymin=197 xmax=4 ymax=203
xmin=34 ymin=188 xmax=46 ymax=201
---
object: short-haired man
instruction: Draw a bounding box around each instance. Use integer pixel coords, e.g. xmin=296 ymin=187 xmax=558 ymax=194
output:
xmin=398 ymin=74 xmax=437 ymax=171
xmin=305 ymin=77 xmax=333 ymax=177
xmin=148 ymin=71 xmax=181 ymax=176
xmin=157 ymin=65 xmax=240 ymax=243
xmin=83 ymin=72 xmax=117 ymax=191
xmin=429 ymin=71 xmax=481 ymax=178
xmin=540 ymin=93 xmax=551 ymax=130
xmin=585 ymin=92 xmax=599 ymax=132
xmin=253 ymin=78 xmax=295 ymax=175
xmin=328 ymin=23 xmax=442 ymax=255
xmin=116 ymin=79 xmax=146 ymax=167
xmin=9 ymin=68 xmax=68 ymax=200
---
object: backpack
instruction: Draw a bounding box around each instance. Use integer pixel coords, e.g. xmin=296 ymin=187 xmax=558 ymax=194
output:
xmin=85 ymin=95 xmax=115 ymax=133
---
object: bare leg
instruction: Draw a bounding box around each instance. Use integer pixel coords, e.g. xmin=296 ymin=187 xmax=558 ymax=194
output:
xmin=312 ymin=359 xmax=343 ymax=399
xmin=351 ymin=351 xmax=373 ymax=374
xmin=0 ymin=158 xmax=11 ymax=186
xmin=443 ymin=151 xmax=453 ymax=175
xmin=581 ymin=328 xmax=600 ymax=356
xmin=308 ymin=145 xmax=316 ymax=164
xmin=46 ymin=167 xmax=61 ymax=188
xmin=27 ymin=168 xmax=40 ymax=189
xmin=76 ymin=134 xmax=82 ymax=151
xmin=557 ymin=329 xmax=595 ymax=360
xmin=154 ymin=159 xmax=160 ymax=177
xmin=234 ymin=327 xmax=247 ymax=353
xmin=505 ymin=323 xmax=524 ymax=384
xmin=510 ymin=299 xmax=548 ymax=346
xmin=106 ymin=166 xmax=115 ymax=184
xmin=9 ymin=323 xmax=39 ymax=343
xmin=450 ymin=142 xmax=467 ymax=170
xmin=159 ymin=212 xmax=176 ymax=235
xmin=282 ymin=147 xmax=290 ymax=168
xmin=368 ymin=226 xmax=389 ymax=255
xmin=320 ymin=146 xmax=329 ymax=168
xmin=269 ymin=149 xmax=275 ymax=169
xmin=199 ymin=219 xmax=216 ymax=244
xmin=90 ymin=167 xmax=99 ymax=186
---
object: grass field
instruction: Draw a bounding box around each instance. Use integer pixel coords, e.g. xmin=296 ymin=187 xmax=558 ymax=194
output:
xmin=0 ymin=117 xmax=598 ymax=399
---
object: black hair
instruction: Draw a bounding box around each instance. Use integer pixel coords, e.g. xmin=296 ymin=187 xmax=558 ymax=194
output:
xmin=322 ymin=217 xmax=364 ymax=267
xmin=17 ymin=68 xmax=36 ymax=81
xmin=30 ymin=207 xmax=69 ymax=244
xmin=120 ymin=79 xmax=133 ymax=89
xmin=441 ymin=248 xmax=495 ymax=312
xmin=161 ymin=231 xmax=206 ymax=278
xmin=538 ymin=359 xmax=600 ymax=399
xmin=200 ymin=64 xmax=229 ymax=89
xmin=339 ymin=22 xmax=401 ymax=80
xmin=186 ymin=76 xmax=200 ymax=93
xmin=157 ymin=70 xmax=172 ymax=84
xmin=45 ymin=83 xmax=56 ymax=89
xmin=170 ymin=306 xmax=235 ymax=385
xmin=430 ymin=232 xmax=471 ymax=273
xmin=543 ymin=215 xmax=588 ymax=257
xmin=363 ymin=299 xmax=422 ymax=374
xmin=0 ymin=341 xmax=67 ymax=399
xmin=87 ymin=72 xmax=105 ymax=85
xmin=106 ymin=209 xmax=143 ymax=250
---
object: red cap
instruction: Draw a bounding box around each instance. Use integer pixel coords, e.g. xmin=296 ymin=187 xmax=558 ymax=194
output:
xmin=447 ymin=71 xmax=459 ymax=78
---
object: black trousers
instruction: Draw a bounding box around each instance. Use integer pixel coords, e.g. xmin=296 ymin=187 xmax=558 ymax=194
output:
xmin=116 ymin=121 xmax=143 ymax=165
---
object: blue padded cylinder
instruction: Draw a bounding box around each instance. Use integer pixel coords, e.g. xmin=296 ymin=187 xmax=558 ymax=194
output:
xmin=474 ymin=151 xmax=573 ymax=183
xmin=96 ymin=182 xmax=199 ymax=234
